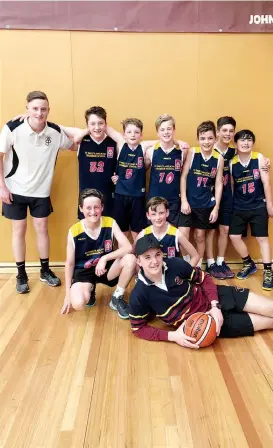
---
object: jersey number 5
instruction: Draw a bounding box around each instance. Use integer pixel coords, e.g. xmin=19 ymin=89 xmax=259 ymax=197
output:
xmin=90 ymin=161 xmax=104 ymax=173
xmin=159 ymin=172 xmax=174 ymax=184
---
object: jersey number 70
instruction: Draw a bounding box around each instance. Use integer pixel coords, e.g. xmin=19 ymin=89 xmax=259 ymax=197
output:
xmin=159 ymin=172 xmax=174 ymax=184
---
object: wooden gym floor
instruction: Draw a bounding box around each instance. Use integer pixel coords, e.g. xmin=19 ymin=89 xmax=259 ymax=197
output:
xmin=0 ymin=270 xmax=272 ymax=448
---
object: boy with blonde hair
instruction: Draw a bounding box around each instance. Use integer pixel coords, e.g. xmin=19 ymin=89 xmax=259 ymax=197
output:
xmin=146 ymin=114 xmax=189 ymax=227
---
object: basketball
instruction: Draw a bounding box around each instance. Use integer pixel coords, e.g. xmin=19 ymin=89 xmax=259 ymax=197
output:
xmin=184 ymin=312 xmax=217 ymax=347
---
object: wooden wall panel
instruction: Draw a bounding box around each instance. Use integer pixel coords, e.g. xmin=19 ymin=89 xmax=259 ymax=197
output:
xmin=0 ymin=30 xmax=272 ymax=262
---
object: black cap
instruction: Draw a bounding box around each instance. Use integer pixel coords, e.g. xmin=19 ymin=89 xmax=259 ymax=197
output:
xmin=135 ymin=235 xmax=162 ymax=256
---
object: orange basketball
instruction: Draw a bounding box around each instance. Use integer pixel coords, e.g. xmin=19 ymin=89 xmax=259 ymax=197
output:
xmin=184 ymin=312 xmax=217 ymax=347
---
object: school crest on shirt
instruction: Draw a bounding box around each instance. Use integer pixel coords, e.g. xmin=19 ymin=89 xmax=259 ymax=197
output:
xmin=125 ymin=169 xmax=133 ymax=179
xmin=175 ymin=159 xmax=181 ymax=171
xmin=107 ymin=147 xmax=114 ymax=158
xmin=104 ymin=240 xmax=112 ymax=252
xmin=168 ymin=247 xmax=176 ymax=258
xmin=137 ymin=157 xmax=143 ymax=168
xmin=253 ymin=169 xmax=260 ymax=180
xmin=211 ymin=167 xmax=217 ymax=178
xmin=175 ymin=276 xmax=183 ymax=285
xmin=45 ymin=136 xmax=52 ymax=146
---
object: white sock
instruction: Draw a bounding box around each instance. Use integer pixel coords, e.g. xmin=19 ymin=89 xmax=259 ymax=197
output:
xmin=113 ymin=285 xmax=125 ymax=298
xmin=183 ymin=254 xmax=190 ymax=262
xmin=197 ymin=258 xmax=203 ymax=268
xmin=207 ymin=258 xmax=215 ymax=267
xmin=217 ymin=256 xmax=225 ymax=266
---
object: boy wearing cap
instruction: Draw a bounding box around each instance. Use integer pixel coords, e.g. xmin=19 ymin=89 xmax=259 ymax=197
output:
xmin=129 ymin=235 xmax=273 ymax=347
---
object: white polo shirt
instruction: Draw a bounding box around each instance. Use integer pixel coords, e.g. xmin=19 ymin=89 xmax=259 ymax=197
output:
xmin=0 ymin=118 xmax=73 ymax=197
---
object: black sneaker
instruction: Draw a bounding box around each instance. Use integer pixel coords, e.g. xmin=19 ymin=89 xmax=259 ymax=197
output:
xmin=40 ymin=269 xmax=61 ymax=287
xmin=86 ymin=284 xmax=96 ymax=307
xmin=109 ymin=294 xmax=129 ymax=319
xmin=262 ymin=270 xmax=273 ymax=291
xmin=206 ymin=263 xmax=226 ymax=280
xmin=221 ymin=262 xmax=235 ymax=279
xmin=16 ymin=274 xmax=30 ymax=294
xmin=237 ymin=262 xmax=257 ymax=280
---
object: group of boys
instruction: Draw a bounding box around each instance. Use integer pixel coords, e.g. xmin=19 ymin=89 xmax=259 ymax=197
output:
xmin=0 ymin=91 xmax=273 ymax=349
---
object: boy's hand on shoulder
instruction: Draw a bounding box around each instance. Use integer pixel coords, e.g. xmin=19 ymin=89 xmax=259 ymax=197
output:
xmin=181 ymin=200 xmax=191 ymax=215
xmin=261 ymin=157 xmax=271 ymax=172
xmin=169 ymin=322 xmax=199 ymax=349
xmin=209 ymin=206 xmax=218 ymax=223
xmin=11 ymin=112 xmax=29 ymax=122
xmin=111 ymin=173 xmax=119 ymax=185
xmin=178 ymin=140 xmax=190 ymax=150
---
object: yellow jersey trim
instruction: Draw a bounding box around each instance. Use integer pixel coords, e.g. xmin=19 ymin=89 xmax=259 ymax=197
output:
xmin=70 ymin=221 xmax=85 ymax=238
xmin=144 ymin=226 xmax=153 ymax=235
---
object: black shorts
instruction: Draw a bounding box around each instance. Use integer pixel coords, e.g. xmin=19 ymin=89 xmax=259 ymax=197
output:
xmin=178 ymin=207 xmax=217 ymax=230
xmin=217 ymin=285 xmax=254 ymax=338
xmin=78 ymin=192 xmax=114 ymax=220
xmin=113 ymin=193 xmax=146 ymax=233
xmin=229 ymin=207 xmax=268 ymax=237
xmin=72 ymin=260 xmax=118 ymax=287
xmin=2 ymin=194 xmax=53 ymax=220
xmin=167 ymin=200 xmax=181 ymax=227
xmin=218 ymin=206 xmax=232 ymax=227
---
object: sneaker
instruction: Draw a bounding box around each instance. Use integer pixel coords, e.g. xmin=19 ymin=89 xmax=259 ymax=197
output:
xmin=221 ymin=262 xmax=235 ymax=279
xmin=40 ymin=269 xmax=61 ymax=287
xmin=237 ymin=262 xmax=257 ymax=280
xmin=16 ymin=274 xmax=30 ymax=294
xmin=86 ymin=285 xmax=96 ymax=307
xmin=206 ymin=263 xmax=226 ymax=280
xmin=262 ymin=270 xmax=273 ymax=291
xmin=109 ymin=294 xmax=129 ymax=319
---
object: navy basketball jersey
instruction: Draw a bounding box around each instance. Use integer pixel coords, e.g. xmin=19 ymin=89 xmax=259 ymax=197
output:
xmin=144 ymin=224 xmax=180 ymax=259
xmin=231 ymin=152 xmax=266 ymax=210
xmin=78 ymin=135 xmax=117 ymax=194
xmin=147 ymin=143 xmax=182 ymax=202
xmin=115 ymin=143 xmax=145 ymax=197
xmin=215 ymin=146 xmax=236 ymax=209
xmin=70 ymin=217 xmax=115 ymax=270
xmin=186 ymin=147 xmax=221 ymax=208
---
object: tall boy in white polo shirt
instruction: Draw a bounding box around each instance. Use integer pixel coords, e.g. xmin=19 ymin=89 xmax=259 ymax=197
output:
xmin=0 ymin=91 xmax=73 ymax=294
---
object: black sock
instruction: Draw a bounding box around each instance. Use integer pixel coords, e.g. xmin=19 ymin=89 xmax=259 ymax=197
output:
xmin=242 ymin=255 xmax=253 ymax=265
xmin=40 ymin=258 xmax=49 ymax=273
xmin=263 ymin=262 xmax=272 ymax=271
xmin=16 ymin=261 xmax=26 ymax=277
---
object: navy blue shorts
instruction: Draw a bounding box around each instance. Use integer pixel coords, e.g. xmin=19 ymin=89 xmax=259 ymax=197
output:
xmin=113 ymin=193 xmax=146 ymax=233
